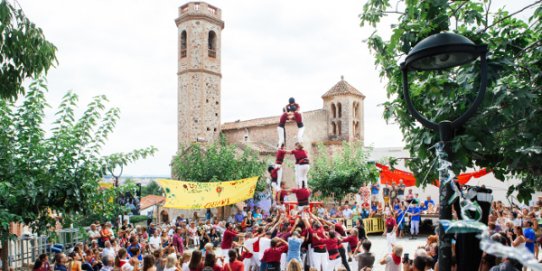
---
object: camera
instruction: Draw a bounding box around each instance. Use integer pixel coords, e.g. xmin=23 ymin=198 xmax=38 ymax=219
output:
xmin=403 ymin=253 xmax=409 ymax=264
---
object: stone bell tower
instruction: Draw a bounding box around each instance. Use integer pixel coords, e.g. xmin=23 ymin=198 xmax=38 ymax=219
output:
xmin=176 ymin=2 xmax=224 ymax=149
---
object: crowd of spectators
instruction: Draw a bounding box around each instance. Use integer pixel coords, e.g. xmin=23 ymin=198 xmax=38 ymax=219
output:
xmin=26 ymin=185 xmax=542 ymax=271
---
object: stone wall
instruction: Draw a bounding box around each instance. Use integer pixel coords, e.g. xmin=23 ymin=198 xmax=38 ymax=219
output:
xmin=177 ymin=2 xmax=223 ymax=149
xmin=222 ymin=109 xmax=329 ymax=188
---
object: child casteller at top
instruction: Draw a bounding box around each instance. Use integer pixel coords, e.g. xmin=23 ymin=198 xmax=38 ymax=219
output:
xmin=277 ymin=97 xmax=304 ymax=146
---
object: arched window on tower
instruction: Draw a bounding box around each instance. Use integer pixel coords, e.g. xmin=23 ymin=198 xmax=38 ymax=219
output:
xmin=332 ymin=122 xmax=337 ymax=136
xmin=181 ymin=31 xmax=187 ymax=58
xmin=208 ymin=31 xmax=217 ymax=58
xmin=331 ymin=103 xmax=336 ymax=118
xmin=337 ymin=103 xmax=342 ymax=118
xmin=353 ymin=102 xmax=358 ymax=119
xmin=353 ymin=121 xmax=359 ymax=139
xmin=337 ymin=121 xmax=342 ymax=136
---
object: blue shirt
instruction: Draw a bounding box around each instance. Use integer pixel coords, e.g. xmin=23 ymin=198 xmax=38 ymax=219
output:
xmin=424 ymin=200 xmax=435 ymax=209
xmin=127 ymin=244 xmax=143 ymax=261
xmin=371 ymin=184 xmax=379 ymax=195
xmin=524 ymin=227 xmax=536 ymax=253
xmin=287 ymin=237 xmax=303 ymax=262
xmin=396 ymin=210 xmax=405 ymax=224
xmin=361 ymin=209 xmax=370 ymax=219
xmin=409 ymin=207 xmax=421 ymax=221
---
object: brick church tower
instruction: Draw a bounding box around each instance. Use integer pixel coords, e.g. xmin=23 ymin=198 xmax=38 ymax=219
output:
xmin=176 ymin=2 xmax=224 ymax=149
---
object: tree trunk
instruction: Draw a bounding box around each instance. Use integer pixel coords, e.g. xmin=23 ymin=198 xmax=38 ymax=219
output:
xmin=1 ymin=230 xmax=9 ymax=271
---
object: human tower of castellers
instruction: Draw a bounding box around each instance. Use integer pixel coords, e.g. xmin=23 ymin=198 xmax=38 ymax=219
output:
xmin=33 ymin=98 xmax=540 ymax=271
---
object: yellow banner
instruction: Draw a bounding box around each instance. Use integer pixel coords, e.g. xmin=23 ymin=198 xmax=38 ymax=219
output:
xmin=157 ymin=177 xmax=258 ymax=209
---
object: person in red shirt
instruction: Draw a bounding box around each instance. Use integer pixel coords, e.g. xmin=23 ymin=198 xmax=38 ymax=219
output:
xmin=222 ymin=250 xmax=244 ymax=271
xmin=261 ymin=238 xmax=288 ymax=271
xmin=317 ymin=231 xmax=342 ymax=271
xmin=301 ymin=217 xmax=327 ymax=270
xmin=290 ymin=142 xmax=310 ymax=188
xmin=277 ymin=97 xmax=304 ymax=146
xmin=287 ymin=184 xmax=311 ymax=211
xmin=341 ymin=228 xmax=359 ymax=268
xmin=221 ymin=223 xmax=241 ymax=262
xmin=274 ymin=144 xmax=287 ymax=187
xmin=308 ymin=213 xmax=352 ymax=271
xmin=268 ymin=165 xmax=281 ymax=193
xmin=276 ymin=183 xmax=289 ymax=209
xmin=383 ymin=213 xmax=397 ymax=252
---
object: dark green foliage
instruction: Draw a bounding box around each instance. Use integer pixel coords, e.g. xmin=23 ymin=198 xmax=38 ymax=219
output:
xmin=309 ymin=142 xmax=379 ymax=202
xmin=171 ymin=136 xmax=267 ymax=191
xmin=360 ymin=0 xmax=542 ymax=202
xmin=129 ymin=215 xmax=149 ymax=224
xmin=0 ymin=0 xmax=57 ymax=99
xmin=142 ymin=180 xmax=163 ymax=197
xmin=0 ymin=79 xmax=156 ymax=237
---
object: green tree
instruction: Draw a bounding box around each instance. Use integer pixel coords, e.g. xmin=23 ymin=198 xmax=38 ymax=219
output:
xmin=0 ymin=0 xmax=57 ymax=100
xmin=0 ymin=79 xmax=156 ymax=271
xmin=68 ymin=182 xmax=139 ymax=227
xmin=309 ymin=142 xmax=379 ymax=203
xmin=172 ymin=136 xmax=266 ymax=189
xmin=142 ymin=180 xmax=164 ymax=197
xmin=171 ymin=136 xmax=266 ymax=218
xmin=360 ymin=0 xmax=542 ymax=202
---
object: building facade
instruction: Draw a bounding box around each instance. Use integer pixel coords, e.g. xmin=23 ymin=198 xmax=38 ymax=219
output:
xmin=176 ymin=2 xmax=366 ymax=187
xmin=176 ymin=2 xmax=224 ymax=149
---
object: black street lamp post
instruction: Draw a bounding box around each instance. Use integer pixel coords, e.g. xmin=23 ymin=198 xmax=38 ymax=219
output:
xmin=400 ymin=32 xmax=488 ymax=271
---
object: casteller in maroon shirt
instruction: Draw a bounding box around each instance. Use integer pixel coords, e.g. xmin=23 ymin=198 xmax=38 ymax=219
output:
xmin=342 ymin=234 xmax=359 ymax=251
xmin=275 ymin=149 xmax=287 ymax=165
xmin=334 ymin=223 xmax=346 ymax=237
xmin=221 ymin=228 xmax=238 ymax=249
xmin=291 ymin=187 xmax=311 ymax=206
xmin=291 ymin=149 xmax=309 ymax=165
xmin=261 ymin=244 xmax=288 ymax=263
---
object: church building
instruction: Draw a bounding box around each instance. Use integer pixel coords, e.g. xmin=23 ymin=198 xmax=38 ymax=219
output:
xmin=175 ymin=2 xmax=366 ymax=187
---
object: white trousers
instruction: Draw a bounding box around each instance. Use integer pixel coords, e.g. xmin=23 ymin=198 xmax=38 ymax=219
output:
xmin=191 ymin=236 xmax=199 ymax=246
xmin=410 ymin=220 xmax=420 ymax=235
xmin=326 ymin=258 xmax=341 ymax=271
xmin=218 ymin=248 xmax=230 ymax=263
xmin=280 ymin=253 xmax=287 ymax=271
xmin=311 ymin=251 xmax=328 ymax=271
xmin=243 ymin=257 xmax=255 ymax=271
xmin=295 ymin=164 xmax=310 ymax=188
xmin=386 ymin=232 xmax=397 ymax=252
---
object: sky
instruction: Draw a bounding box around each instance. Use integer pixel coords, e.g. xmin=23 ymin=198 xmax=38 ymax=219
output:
xmin=19 ymin=0 xmax=534 ymax=177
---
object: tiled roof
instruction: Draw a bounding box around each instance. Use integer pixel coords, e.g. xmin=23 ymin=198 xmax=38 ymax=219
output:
xmin=234 ymin=141 xmax=277 ymax=155
xmin=321 ymin=77 xmax=365 ymax=99
xmin=222 ymin=109 xmax=323 ymax=130
xmin=140 ymin=195 xmax=165 ymax=210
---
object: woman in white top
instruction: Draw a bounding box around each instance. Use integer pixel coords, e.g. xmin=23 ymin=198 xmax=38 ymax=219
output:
xmin=509 ymin=226 xmax=526 ymax=248
xmin=148 ymin=232 xmax=162 ymax=252
xmin=187 ymin=222 xmax=199 ymax=248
